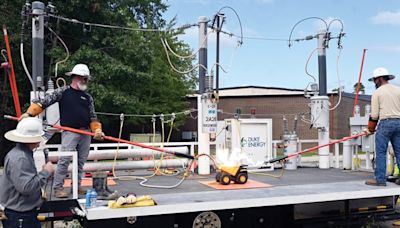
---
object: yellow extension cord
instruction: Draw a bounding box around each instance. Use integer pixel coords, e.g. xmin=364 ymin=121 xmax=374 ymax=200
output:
xmin=111 ymin=114 xmax=186 ymax=185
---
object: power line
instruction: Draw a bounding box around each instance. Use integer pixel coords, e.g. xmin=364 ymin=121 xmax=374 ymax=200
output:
xmin=217 ymin=29 xmax=304 ymax=43
xmin=217 ymin=6 xmax=243 ymax=46
xmin=49 ymin=14 xmax=172 ymax=33
xmin=96 ymin=109 xmax=197 ymax=118
xmin=288 ymin=17 xmax=328 ymax=47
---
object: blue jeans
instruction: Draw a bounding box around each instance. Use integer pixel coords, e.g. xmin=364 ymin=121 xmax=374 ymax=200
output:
xmin=1 ymin=208 xmax=40 ymax=228
xmin=374 ymin=119 xmax=400 ymax=183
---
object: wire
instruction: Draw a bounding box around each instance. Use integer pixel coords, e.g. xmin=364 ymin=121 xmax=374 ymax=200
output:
xmin=248 ymin=161 xmax=285 ymax=178
xmin=217 ymin=6 xmax=243 ymax=46
xmin=210 ymin=62 xmax=228 ymax=74
xmin=56 ymin=77 xmax=66 ymax=88
xmin=162 ymin=29 xmax=212 ymax=59
xmin=110 ymin=113 xmax=188 ymax=189
xmin=162 ymin=37 xmax=195 ymax=59
xmin=46 ymin=25 xmax=70 ymax=77
xmin=304 ymin=48 xmax=319 ymax=82
xmin=49 ymin=13 xmax=208 ymax=75
xmin=218 ymin=110 xmax=300 ymax=117
xmin=96 ymin=109 xmax=196 ymax=118
xmin=238 ymin=35 xmax=289 ymax=42
xmin=327 ymin=19 xmax=344 ymax=32
xmin=224 ymin=43 xmax=240 ymax=74
xmin=288 ymin=17 xmax=328 ymax=48
xmin=160 ymin=38 xmax=207 ymax=74
xmin=1 ymin=49 xmax=7 ymax=62
xmin=20 ymin=43 xmax=36 ymax=97
xmin=112 ymin=113 xmax=124 ymax=179
xmin=329 ymin=48 xmax=343 ymax=111
xmin=49 ymin=14 xmax=163 ymax=33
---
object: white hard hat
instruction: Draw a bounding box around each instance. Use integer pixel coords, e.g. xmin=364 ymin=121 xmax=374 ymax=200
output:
xmin=368 ymin=67 xmax=395 ymax=81
xmin=5 ymin=117 xmax=45 ymax=143
xmin=65 ymin=64 xmax=91 ymax=79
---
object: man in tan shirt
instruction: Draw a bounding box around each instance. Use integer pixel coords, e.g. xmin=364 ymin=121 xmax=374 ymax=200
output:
xmin=365 ymin=67 xmax=400 ymax=186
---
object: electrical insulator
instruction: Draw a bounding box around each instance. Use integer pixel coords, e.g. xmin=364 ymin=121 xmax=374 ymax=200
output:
xmin=205 ymin=72 xmax=214 ymax=92
xmin=234 ymin=108 xmax=241 ymax=119
xmin=250 ymin=108 xmax=256 ymax=118
xmin=283 ymin=115 xmax=289 ymax=135
xmin=235 ymin=108 xmax=241 ymax=115
xmin=310 ymin=83 xmax=318 ymax=92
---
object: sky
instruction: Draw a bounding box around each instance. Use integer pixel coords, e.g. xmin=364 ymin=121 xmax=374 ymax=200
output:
xmin=163 ymin=0 xmax=400 ymax=95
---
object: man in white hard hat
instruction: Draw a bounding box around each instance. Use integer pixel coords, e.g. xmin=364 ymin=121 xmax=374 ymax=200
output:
xmin=0 ymin=117 xmax=54 ymax=228
xmin=20 ymin=63 xmax=104 ymax=198
xmin=364 ymin=67 xmax=400 ymax=186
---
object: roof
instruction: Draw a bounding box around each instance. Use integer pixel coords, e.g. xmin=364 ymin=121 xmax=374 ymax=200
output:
xmin=217 ymin=86 xmax=305 ymax=96
xmin=341 ymin=92 xmax=371 ymax=101
xmin=188 ymin=86 xmax=305 ymax=97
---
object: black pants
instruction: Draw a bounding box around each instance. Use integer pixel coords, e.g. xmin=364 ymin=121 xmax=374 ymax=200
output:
xmin=1 ymin=208 xmax=40 ymax=228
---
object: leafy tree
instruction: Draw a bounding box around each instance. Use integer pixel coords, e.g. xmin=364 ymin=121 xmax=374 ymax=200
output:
xmin=353 ymin=82 xmax=365 ymax=94
xmin=0 ymin=0 xmax=197 ymax=163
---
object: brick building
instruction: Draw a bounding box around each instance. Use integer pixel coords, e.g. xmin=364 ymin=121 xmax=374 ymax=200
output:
xmin=180 ymin=86 xmax=371 ymax=141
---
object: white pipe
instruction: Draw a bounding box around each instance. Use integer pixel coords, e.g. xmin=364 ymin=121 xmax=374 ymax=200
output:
xmin=343 ymin=141 xmax=352 ymax=170
xmin=335 ymin=143 xmax=340 ymax=169
xmin=48 ymin=147 xmax=189 ymax=162
xmin=63 ymin=159 xmax=188 ymax=172
xmin=365 ymin=151 xmax=371 ymax=170
xmin=198 ymin=94 xmax=210 ymax=175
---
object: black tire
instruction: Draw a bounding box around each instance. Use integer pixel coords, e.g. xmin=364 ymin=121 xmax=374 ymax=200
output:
xmin=235 ymin=172 xmax=248 ymax=184
xmin=220 ymin=173 xmax=231 ymax=185
xmin=215 ymin=172 xmax=221 ymax=182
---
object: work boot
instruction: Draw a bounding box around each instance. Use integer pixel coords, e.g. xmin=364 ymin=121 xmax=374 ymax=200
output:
xmin=70 ymin=187 xmax=86 ymax=195
xmin=54 ymin=189 xmax=69 ymax=198
xmin=78 ymin=187 xmax=86 ymax=195
xmin=365 ymin=179 xmax=386 ymax=186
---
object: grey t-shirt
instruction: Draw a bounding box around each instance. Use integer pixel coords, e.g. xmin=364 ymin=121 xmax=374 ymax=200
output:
xmin=0 ymin=143 xmax=50 ymax=212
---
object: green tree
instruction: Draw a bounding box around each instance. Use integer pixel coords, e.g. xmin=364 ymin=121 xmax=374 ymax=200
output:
xmin=0 ymin=0 xmax=197 ymax=162
xmin=353 ymin=82 xmax=365 ymax=94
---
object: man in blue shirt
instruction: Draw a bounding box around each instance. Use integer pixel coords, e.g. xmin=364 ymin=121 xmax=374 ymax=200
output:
xmin=20 ymin=64 xmax=104 ymax=198
xmin=0 ymin=117 xmax=54 ymax=228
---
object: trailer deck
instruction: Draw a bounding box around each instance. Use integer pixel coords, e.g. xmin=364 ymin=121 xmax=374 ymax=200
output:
xmin=38 ymin=167 xmax=400 ymax=227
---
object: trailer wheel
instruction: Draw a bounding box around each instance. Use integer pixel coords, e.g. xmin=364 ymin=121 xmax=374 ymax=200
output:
xmin=220 ymin=173 xmax=231 ymax=185
xmin=192 ymin=211 xmax=221 ymax=228
xmin=235 ymin=172 xmax=248 ymax=184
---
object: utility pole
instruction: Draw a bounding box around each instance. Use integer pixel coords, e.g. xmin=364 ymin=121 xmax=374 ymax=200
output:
xmin=31 ymin=1 xmax=45 ymax=91
xmin=197 ymin=16 xmax=210 ymax=175
xmin=317 ymin=30 xmax=327 ymax=96
xmin=215 ymin=13 xmax=224 ymax=95
xmin=315 ymin=29 xmax=330 ymax=169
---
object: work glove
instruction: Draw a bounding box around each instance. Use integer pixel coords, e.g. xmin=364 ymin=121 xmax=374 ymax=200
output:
xmin=115 ymin=194 xmax=137 ymax=206
xmin=90 ymin=121 xmax=104 ymax=140
xmin=93 ymin=129 xmax=105 ymax=141
xmin=365 ymin=116 xmax=378 ymax=136
xmin=18 ymin=113 xmax=31 ymax=121
xmin=116 ymin=196 xmax=126 ymax=206
xmin=19 ymin=103 xmax=44 ymax=121
xmin=125 ymin=194 xmax=137 ymax=204
xmin=363 ymin=128 xmax=374 ymax=136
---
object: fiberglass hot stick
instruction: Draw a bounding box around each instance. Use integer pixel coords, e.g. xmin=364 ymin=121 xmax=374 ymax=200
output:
xmin=4 ymin=115 xmax=195 ymax=160
xmin=266 ymin=132 xmax=367 ymax=164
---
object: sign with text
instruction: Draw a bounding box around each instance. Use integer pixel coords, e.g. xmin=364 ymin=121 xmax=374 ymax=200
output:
xmin=202 ymin=99 xmax=217 ymax=133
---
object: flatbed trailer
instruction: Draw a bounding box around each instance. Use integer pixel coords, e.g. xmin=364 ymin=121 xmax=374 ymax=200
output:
xmin=37 ymin=168 xmax=400 ymax=227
